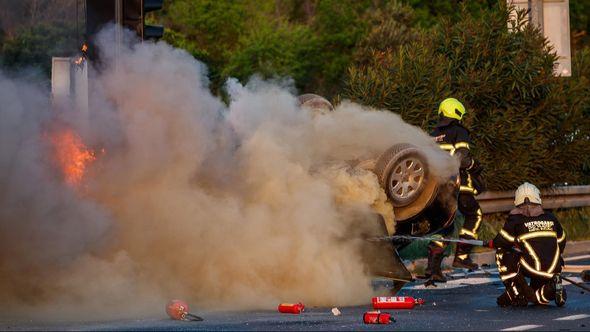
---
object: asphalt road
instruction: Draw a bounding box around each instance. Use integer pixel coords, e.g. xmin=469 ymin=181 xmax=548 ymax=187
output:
xmin=3 ymin=257 xmax=590 ymax=331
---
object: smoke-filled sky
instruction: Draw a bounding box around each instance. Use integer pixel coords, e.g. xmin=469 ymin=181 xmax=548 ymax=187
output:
xmin=0 ymin=27 xmax=456 ymax=321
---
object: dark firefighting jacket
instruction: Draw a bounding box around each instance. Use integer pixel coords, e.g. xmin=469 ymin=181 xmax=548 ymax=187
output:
xmin=431 ymin=118 xmax=483 ymax=194
xmin=492 ymin=205 xmax=567 ymax=279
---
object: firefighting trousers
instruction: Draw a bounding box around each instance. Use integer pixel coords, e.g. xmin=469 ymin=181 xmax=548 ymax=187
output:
xmin=496 ymin=249 xmax=558 ymax=305
xmin=428 ymin=193 xmax=482 ymax=257
xmin=457 ymin=193 xmax=482 ymax=240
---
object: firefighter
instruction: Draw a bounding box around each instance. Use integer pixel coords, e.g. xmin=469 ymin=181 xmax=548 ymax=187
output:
xmin=491 ymin=182 xmax=567 ymax=307
xmin=426 ymin=98 xmax=486 ymax=281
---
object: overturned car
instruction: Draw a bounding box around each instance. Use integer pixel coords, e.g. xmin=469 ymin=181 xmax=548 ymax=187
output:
xmin=299 ymin=94 xmax=460 ymax=292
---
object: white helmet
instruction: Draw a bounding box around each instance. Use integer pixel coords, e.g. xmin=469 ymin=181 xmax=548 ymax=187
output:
xmin=514 ymin=182 xmax=542 ymax=206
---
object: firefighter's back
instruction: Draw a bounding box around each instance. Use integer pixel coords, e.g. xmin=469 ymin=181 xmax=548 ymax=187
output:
xmin=507 ymin=206 xmax=566 ymax=278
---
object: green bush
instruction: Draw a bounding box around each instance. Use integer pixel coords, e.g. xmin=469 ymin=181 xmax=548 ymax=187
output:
xmin=479 ymin=207 xmax=590 ymax=242
xmin=570 ymin=0 xmax=590 ymax=49
xmin=223 ymin=22 xmax=319 ymax=90
xmin=345 ymin=4 xmax=590 ymax=191
xmin=307 ymin=0 xmax=375 ymax=95
xmin=353 ymin=1 xmax=420 ymax=66
xmin=1 ymin=22 xmax=77 ymax=76
xmin=557 ymin=207 xmax=590 ymax=241
xmin=155 ymin=0 xmax=390 ymax=96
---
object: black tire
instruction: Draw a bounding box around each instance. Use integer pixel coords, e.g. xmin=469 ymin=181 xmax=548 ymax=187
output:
xmin=374 ymin=144 xmax=438 ymax=221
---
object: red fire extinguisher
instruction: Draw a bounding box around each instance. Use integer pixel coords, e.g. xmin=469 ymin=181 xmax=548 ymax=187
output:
xmin=372 ymin=296 xmax=425 ymax=309
xmin=165 ymin=300 xmax=203 ymax=321
xmin=278 ymin=302 xmax=305 ymax=314
xmin=363 ymin=311 xmax=392 ymax=324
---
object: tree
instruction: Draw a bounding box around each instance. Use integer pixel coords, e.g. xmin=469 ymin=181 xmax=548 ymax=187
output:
xmin=570 ymin=0 xmax=590 ymax=49
xmin=1 ymin=22 xmax=78 ymax=76
xmin=345 ymin=4 xmax=590 ymax=190
xmin=154 ymin=0 xmax=383 ymax=97
xmin=0 ymin=0 xmax=79 ymax=75
xmin=223 ymin=21 xmax=319 ymax=90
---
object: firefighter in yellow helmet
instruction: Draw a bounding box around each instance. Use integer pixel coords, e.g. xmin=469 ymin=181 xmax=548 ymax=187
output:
xmin=426 ymin=98 xmax=486 ymax=281
xmin=489 ymin=182 xmax=566 ymax=307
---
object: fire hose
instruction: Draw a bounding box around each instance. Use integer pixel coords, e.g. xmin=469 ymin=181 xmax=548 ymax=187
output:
xmin=562 ymin=276 xmax=590 ymax=292
xmin=369 ymin=234 xmax=590 ymax=293
xmin=367 ymin=234 xmax=492 ymax=247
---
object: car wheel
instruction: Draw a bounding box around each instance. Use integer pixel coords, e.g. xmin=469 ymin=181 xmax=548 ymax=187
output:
xmin=374 ymin=143 xmax=438 ymax=221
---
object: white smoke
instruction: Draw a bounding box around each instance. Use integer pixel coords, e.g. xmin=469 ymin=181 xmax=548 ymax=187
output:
xmin=0 ymin=27 xmax=456 ymax=320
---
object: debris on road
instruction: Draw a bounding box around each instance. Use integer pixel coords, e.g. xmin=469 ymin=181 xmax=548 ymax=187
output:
xmin=331 ymin=307 xmax=341 ymax=316
xmin=278 ymin=302 xmax=305 ymax=314
xmin=363 ymin=311 xmax=393 ymax=324
xmin=165 ymin=300 xmax=204 ymax=321
xmin=372 ymin=296 xmax=425 ymax=309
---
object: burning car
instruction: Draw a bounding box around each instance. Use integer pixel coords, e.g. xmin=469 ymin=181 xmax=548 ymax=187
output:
xmin=299 ymin=94 xmax=460 ymax=292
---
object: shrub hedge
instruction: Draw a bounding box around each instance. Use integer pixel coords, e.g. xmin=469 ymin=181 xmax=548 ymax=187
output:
xmin=345 ymin=4 xmax=590 ymax=191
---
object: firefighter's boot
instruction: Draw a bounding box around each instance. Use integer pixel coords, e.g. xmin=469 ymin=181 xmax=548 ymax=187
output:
xmin=452 ymin=243 xmax=478 ymax=270
xmin=498 ymin=289 xmax=527 ymax=307
xmin=512 ymin=294 xmax=529 ymax=307
xmin=505 ymin=281 xmax=529 ymax=307
xmin=425 ymin=248 xmax=447 ymax=282
xmin=513 ymin=274 xmax=537 ymax=303
xmin=496 ymin=291 xmax=512 ymax=307
xmin=552 ymin=273 xmax=567 ymax=307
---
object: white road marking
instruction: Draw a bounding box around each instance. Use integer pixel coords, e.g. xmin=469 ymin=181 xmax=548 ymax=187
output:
xmin=449 ymin=268 xmax=498 ymax=278
xmin=554 ymin=314 xmax=590 ymax=321
xmin=501 ymin=324 xmax=542 ymax=331
xmin=405 ymin=263 xmax=586 ymax=290
xmin=406 ymin=274 xmax=583 ymax=290
xmin=564 ymin=254 xmax=590 ymax=262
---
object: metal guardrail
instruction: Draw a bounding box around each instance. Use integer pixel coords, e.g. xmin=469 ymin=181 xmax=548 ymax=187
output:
xmin=477 ymin=185 xmax=590 ymax=214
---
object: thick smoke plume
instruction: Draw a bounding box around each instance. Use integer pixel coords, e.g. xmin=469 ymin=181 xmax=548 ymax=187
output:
xmin=0 ymin=29 xmax=456 ymax=320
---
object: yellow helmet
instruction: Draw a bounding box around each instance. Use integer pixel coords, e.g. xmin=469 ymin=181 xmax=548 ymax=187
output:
xmin=438 ymin=98 xmax=466 ymax=121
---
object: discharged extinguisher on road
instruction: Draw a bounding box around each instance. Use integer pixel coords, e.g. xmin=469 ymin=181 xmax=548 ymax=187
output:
xmin=165 ymin=300 xmax=204 ymax=321
xmin=278 ymin=302 xmax=305 ymax=314
xmin=372 ymin=296 xmax=425 ymax=310
xmin=363 ymin=311 xmax=393 ymax=324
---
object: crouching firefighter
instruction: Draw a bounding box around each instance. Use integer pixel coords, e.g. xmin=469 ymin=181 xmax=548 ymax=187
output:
xmin=489 ymin=182 xmax=567 ymax=307
xmin=426 ymin=98 xmax=487 ymax=281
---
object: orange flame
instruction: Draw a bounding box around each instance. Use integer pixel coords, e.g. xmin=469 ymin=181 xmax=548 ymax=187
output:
xmin=74 ymin=43 xmax=88 ymax=66
xmin=50 ymin=129 xmax=96 ymax=186
xmin=74 ymin=56 xmax=85 ymax=65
